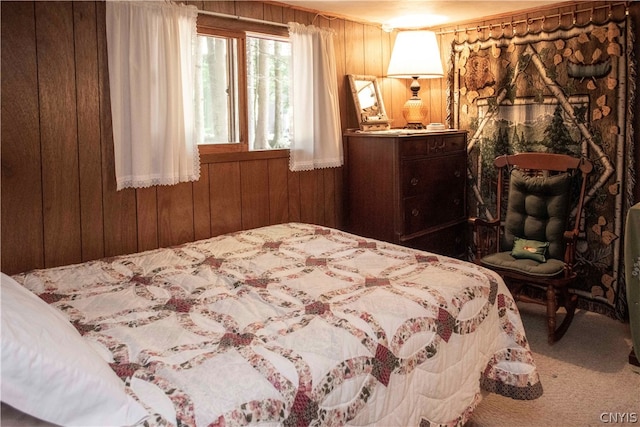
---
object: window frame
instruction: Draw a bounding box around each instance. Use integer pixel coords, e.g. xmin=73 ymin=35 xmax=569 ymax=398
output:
xmin=196 ymin=14 xmax=290 ymax=157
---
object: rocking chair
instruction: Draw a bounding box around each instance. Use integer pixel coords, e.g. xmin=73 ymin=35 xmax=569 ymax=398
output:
xmin=469 ymin=153 xmax=593 ymax=344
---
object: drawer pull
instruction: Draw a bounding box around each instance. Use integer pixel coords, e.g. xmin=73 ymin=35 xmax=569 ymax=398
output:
xmin=453 ymin=198 xmax=461 ymax=206
xmin=411 ymin=177 xmax=419 ymax=186
xmin=429 ymin=140 xmax=446 ymax=152
xmin=454 ymin=170 xmax=461 ymax=178
xmin=412 ymin=208 xmax=420 ymax=217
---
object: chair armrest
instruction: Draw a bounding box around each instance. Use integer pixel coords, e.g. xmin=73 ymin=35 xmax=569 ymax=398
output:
xmin=469 ymin=217 xmax=500 ymax=229
xmin=469 ymin=217 xmax=501 ymax=261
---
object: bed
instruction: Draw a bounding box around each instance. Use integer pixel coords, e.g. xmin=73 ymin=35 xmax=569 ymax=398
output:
xmin=1 ymin=223 xmax=542 ymax=426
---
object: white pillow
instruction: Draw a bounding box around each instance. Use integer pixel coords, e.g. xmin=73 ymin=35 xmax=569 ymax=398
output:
xmin=1 ymin=273 xmax=149 ymax=426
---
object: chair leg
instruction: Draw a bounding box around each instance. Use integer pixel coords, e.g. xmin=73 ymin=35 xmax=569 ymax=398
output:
xmin=547 ymin=286 xmax=578 ymax=344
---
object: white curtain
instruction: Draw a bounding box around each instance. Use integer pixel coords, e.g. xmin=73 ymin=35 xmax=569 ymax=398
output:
xmin=106 ymin=1 xmax=200 ymax=190
xmin=288 ymin=23 xmax=343 ymax=172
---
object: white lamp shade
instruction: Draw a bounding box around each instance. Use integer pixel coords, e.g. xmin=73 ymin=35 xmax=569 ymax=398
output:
xmin=387 ymin=30 xmax=444 ymax=78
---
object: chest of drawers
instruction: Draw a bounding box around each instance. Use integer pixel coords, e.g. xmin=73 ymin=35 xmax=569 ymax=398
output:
xmin=344 ymin=130 xmax=468 ymax=257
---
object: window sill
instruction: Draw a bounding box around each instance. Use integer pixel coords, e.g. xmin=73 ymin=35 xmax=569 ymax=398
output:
xmin=199 ymin=147 xmax=289 ymax=164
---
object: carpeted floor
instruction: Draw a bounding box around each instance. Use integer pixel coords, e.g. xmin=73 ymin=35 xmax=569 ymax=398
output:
xmin=468 ymin=303 xmax=640 ymax=427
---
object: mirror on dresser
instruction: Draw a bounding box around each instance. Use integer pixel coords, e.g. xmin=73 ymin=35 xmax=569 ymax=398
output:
xmin=347 ymin=74 xmax=390 ymax=131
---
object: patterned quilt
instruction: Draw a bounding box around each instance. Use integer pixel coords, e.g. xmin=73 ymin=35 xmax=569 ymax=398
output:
xmin=14 ymin=223 xmax=542 ymax=426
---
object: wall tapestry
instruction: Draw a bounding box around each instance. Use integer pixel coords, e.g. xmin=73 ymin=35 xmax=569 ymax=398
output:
xmin=448 ymin=10 xmax=636 ymax=319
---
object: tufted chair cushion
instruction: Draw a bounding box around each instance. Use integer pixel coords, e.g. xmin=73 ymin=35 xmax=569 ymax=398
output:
xmin=480 ymin=169 xmax=571 ymax=277
xmin=502 ymin=169 xmax=571 ymax=261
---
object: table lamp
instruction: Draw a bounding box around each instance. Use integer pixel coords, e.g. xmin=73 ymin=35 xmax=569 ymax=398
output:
xmin=387 ymin=30 xmax=444 ymax=129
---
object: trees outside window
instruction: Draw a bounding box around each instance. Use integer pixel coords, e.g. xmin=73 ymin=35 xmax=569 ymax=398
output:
xmin=195 ymin=25 xmax=291 ymax=152
xmin=195 ymin=35 xmax=239 ymax=144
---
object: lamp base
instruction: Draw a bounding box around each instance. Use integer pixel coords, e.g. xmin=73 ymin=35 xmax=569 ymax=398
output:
xmin=402 ymin=95 xmax=427 ymax=129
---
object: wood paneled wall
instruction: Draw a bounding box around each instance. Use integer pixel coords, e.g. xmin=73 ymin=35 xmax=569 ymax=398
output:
xmin=0 ymin=1 xmax=402 ymax=275
xmin=2 ymin=1 xmax=637 ymax=275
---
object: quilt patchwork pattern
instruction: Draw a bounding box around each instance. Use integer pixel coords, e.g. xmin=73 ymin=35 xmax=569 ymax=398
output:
xmin=15 ymin=223 xmax=541 ymax=426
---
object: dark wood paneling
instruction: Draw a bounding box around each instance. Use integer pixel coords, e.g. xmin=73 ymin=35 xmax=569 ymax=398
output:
xmin=240 ymin=160 xmax=270 ymax=230
xmin=263 ymin=3 xmax=284 ymax=24
xmin=299 ymin=170 xmax=324 ymax=225
xmin=157 ymin=183 xmax=195 ymax=248
xmin=74 ymin=1 xmax=105 ymax=262
xmin=1 ymin=1 xmax=44 ymax=274
xmin=344 ymin=21 xmax=365 ymax=76
xmin=193 ymin=163 xmax=212 ymax=240
xmin=323 ymin=169 xmax=337 ymax=228
xmin=293 ymin=9 xmax=313 ymax=26
xmin=210 ymin=162 xmax=242 ymax=236
xmin=36 ymin=1 xmax=82 ymax=268
xmin=281 ymin=3 xmax=296 ymax=25
xmin=364 ymin=25 xmax=384 ymax=77
xmin=201 ymin=1 xmax=235 ymax=15
xmin=136 ymin=188 xmax=159 ymax=251
xmin=235 ymin=1 xmax=262 ymax=20
xmin=287 ymin=169 xmax=302 ymax=223
xmin=268 ymin=157 xmax=290 ymax=224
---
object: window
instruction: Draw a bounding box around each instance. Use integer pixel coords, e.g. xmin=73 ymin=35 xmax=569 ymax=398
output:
xmin=195 ymin=33 xmax=240 ymax=145
xmin=195 ymin=22 xmax=292 ymax=153
xmin=246 ymin=34 xmax=291 ymax=150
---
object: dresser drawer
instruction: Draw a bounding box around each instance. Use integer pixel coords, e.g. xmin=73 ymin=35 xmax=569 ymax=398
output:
xmin=403 ymin=190 xmax=464 ymax=235
xmin=402 ymin=154 xmax=466 ymax=197
xmin=399 ymin=133 xmax=466 ymax=158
